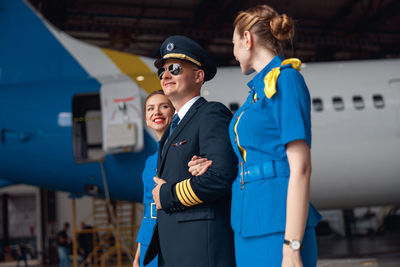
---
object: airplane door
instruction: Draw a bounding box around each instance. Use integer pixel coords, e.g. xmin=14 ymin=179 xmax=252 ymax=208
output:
xmin=72 ymin=93 xmax=104 ymax=163
xmin=100 ymin=79 xmax=144 ymax=154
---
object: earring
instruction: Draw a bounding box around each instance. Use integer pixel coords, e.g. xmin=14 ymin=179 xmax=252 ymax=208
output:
xmin=246 ymin=47 xmax=249 ymax=51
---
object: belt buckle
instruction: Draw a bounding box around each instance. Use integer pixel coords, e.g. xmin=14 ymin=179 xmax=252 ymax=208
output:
xmin=150 ymin=202 xmax=157 ymax=219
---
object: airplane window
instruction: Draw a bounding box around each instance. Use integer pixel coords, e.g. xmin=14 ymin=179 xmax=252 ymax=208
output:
xmin=229 ymin=102 xmax=240 ymax=113
xmin=332 ymin=97 xmax=344 ymax=111
xmin=373 ymin=94 xmax=384 ymax=109
xmin=312 ymin=98 xmax=323 ymax=112
xmin=353 ymin=95 xmax=364 ymax=110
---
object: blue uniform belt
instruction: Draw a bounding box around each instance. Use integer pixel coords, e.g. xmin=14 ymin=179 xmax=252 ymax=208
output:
xmin=239 ymin=160 xmax=290 ymax=184
xmin=143 ymin=202 xmax=157 ymax=219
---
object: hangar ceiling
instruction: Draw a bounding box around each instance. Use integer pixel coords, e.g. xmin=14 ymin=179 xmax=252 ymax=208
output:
xmin=28 ymin=0 xmax=400 ymax=66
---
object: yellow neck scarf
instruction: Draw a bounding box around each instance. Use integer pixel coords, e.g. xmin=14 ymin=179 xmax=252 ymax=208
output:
xmin=263 ymin=58 xmax=302 ymax=99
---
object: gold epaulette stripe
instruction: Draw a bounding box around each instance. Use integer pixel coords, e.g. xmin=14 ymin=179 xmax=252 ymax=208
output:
xmin=175 ymin=179 xmax=203 ymax=207
xmin=176 ymin=182 xmax=191 ymax=207
xmin=182 ymin=180 xmax=199 ymax=205
xmin=184 ymin=179 xmax=203 ymax=205
xmin=180 ymin=180 xmax=196 ymax=206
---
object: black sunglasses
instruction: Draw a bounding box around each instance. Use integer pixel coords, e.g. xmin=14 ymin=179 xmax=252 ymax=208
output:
xmin=157 ymin=63 xmax=182 ymax=80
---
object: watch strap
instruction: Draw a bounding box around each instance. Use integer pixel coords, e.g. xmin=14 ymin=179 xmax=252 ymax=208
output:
xmin=283 ymin=239 xmax=304 ymax=250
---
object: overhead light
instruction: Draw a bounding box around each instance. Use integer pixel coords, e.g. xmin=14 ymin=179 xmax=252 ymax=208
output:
xmin=136 ymin=76 xmax=145 ymax=81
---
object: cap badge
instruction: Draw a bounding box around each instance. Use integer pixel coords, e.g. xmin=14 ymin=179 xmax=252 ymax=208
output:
xmin=166 ymin=43 xmax=175 ymax=51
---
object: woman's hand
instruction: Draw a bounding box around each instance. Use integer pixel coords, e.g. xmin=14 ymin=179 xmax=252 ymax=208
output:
xmin=188 ymin=155 xmax=212 ymax=176
xmin=133 ymin=243 xmax=140 ymax=267
xmin=282 ymin=245 xmax=303 ymax=267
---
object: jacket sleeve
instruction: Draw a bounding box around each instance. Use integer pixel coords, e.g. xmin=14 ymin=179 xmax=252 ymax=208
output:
xmin=160 ymin=102 xmax=238 ymax=212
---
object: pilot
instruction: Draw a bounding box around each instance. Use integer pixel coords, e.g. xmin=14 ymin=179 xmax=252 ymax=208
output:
xmin=145 ymin=35 xmax=238 ymax=267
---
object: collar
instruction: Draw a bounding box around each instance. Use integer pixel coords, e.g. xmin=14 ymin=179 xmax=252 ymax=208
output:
xmin=247 ymin=55 xmax=283 ymax=97
xmin=176 ymin=95 xmax=201 ymax=123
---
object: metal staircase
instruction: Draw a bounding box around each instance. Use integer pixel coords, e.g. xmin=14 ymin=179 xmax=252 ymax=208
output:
xmin=72 ymin=198 xmax=141 ymax=267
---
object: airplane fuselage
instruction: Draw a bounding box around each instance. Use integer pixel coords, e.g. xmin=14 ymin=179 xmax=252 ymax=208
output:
xmin=1 ymin=0 xmax=400 ymax=209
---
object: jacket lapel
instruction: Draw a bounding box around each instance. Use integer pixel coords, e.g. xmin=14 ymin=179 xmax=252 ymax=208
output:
xmin=158 ymin=97 xmax=206 ymax=175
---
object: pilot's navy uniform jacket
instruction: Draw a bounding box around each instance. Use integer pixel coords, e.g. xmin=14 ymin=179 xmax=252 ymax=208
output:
xmin=144 ymin=35 xmax=238 ymax=267
xmin=136 ymin=151 xmax=158 ymax=267
xmin=145 ymin=97 xmax=238 ymax=267
xmin=229 ymin=55 xmax=322 ymax=266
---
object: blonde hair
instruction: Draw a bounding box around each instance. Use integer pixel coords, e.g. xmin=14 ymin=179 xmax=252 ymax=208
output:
xmin=234 ymin=5 xmax=294 ymax=54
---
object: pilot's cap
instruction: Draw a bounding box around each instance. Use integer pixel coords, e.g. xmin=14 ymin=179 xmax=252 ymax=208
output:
xmin=154 ymin=35 xmax=217 ymax=82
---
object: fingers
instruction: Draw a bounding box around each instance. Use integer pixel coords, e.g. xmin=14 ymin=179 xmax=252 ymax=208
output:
xmin=152 ymin=187 xmax=162 ymax=210
xmin=188 ymin=157 xmax=208 ymax=167
xmin=188 ymin=155 xmax=201 ymax=166
xmin=153 ymin=177 xmax=166 ymax=185
xmin=196 ymin=160 xmax=213 ymax=176
xmin=191 ymin=155 xmax=200 ymax=161
xmin=189 ymin=160 xmax=213 ymax=176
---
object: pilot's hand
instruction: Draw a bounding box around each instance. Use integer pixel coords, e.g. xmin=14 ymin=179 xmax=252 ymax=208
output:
xmin=188 ymin=155 xmax=212 ymax=176
xmin=152 ymin=177 xmax=166 ymax=210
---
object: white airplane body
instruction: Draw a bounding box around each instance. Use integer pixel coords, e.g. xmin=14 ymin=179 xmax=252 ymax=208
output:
xmin=1 ymin=0 xmax=400 ymax=210
xmin=205 ymin=60 xmax=400 ymax=209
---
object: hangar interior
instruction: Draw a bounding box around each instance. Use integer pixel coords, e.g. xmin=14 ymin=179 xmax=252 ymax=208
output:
xmin=1 ymin=0 xmax=400 ymax=266
xmin=27 ymin=0 xmax=400 ymax=65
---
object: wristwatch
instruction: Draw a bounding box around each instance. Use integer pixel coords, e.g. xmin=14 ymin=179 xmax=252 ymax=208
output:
xmin=283 ymin=239 xmax=302 ymax=251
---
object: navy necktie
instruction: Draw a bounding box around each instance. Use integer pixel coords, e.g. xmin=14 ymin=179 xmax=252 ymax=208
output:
xmin=169 ymin=114 xmax=180 ymax=137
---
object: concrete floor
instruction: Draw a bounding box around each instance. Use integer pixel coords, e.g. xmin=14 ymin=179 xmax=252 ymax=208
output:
xmin=318 ymin=232 xmax=400 ymax=258
xmin=316 ymin=230 xmax=400 ymax=267
xmin=1 ymin=232 xmax=400 ymax=267
xmin=0 ymin=257 xmax=399 ymax=267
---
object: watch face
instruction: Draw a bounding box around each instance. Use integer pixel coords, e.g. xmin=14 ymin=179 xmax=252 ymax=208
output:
xmin=291 ymin=240 xmax=301 ymax=250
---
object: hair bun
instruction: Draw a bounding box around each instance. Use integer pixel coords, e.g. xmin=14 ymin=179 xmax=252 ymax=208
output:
xmin=270 ymin=14 xmax=294 ymax=41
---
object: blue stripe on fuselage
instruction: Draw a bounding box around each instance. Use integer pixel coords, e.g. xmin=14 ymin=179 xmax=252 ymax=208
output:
xmin=0 ymin=0 xmax=158 ymax=202
xmin=0 ymin=0 xmax=90 ymax=85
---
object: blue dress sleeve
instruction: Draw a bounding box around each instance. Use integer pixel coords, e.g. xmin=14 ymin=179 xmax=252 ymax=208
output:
xmin=275 ymin=68 xmax=312 ymax=147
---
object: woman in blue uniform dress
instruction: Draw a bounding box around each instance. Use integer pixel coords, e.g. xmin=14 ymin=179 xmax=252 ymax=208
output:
xmin=189 ymin=4 xmax=322 ymax=267
xmin=230 ymin=5 xmax=322 ymax=267
xmin=133 ymin=90 xmax=174 ymax=267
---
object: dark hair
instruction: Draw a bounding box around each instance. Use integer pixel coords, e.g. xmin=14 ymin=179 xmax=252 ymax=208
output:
xmin=144 ymin=90 xmax=174 ymax=112
xmin=234 ymin=5 xmax=294 ymax=54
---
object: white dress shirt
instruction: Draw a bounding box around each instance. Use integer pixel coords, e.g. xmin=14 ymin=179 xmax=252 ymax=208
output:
xmin=175 ymin=96 xmax=201 ymax=123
